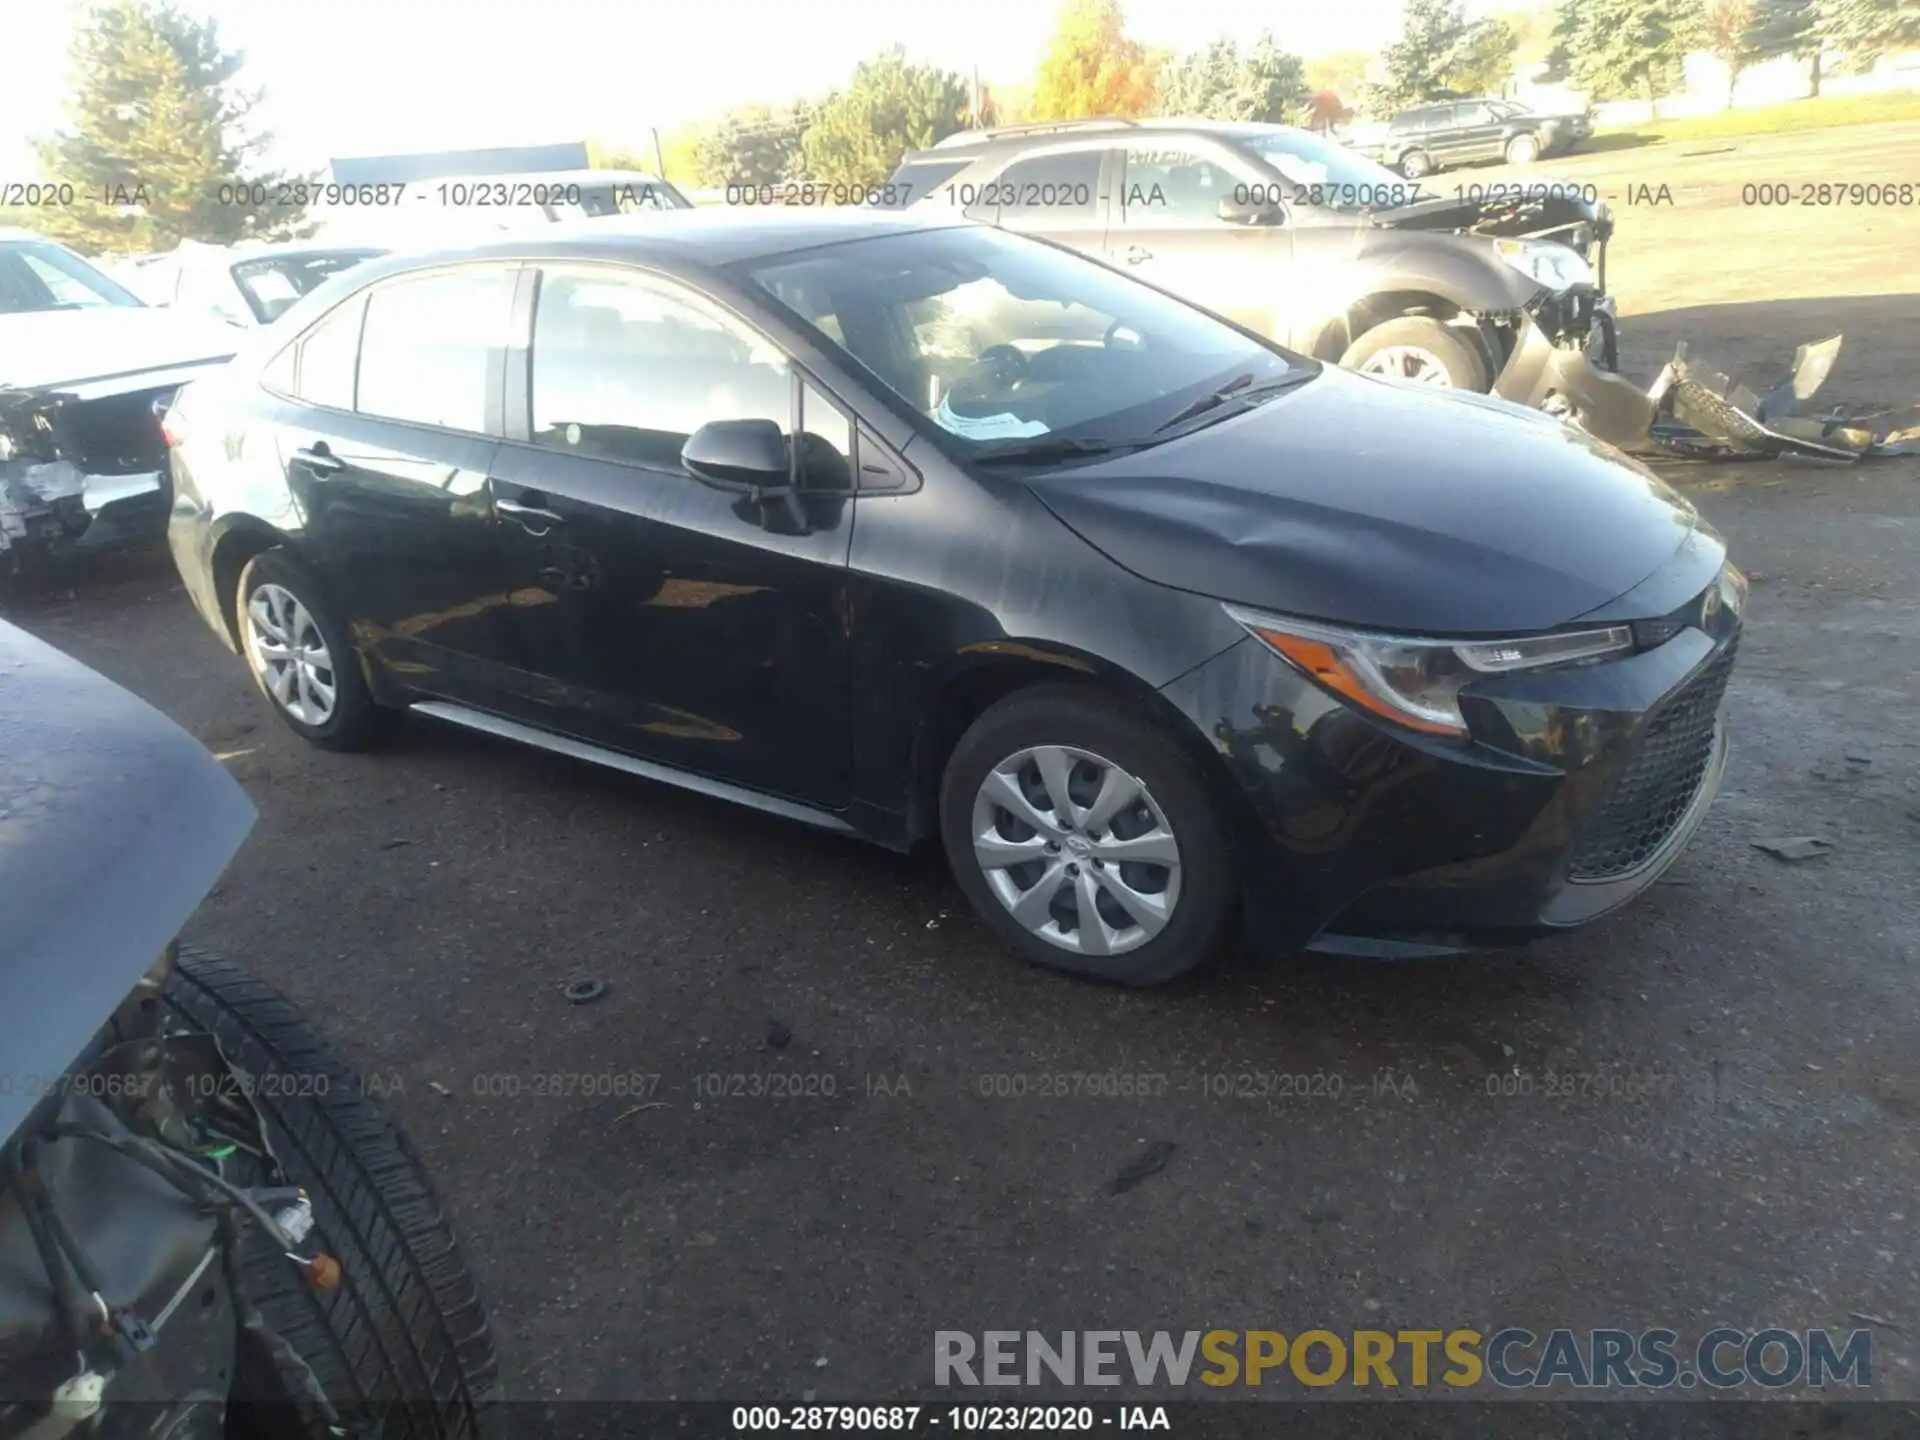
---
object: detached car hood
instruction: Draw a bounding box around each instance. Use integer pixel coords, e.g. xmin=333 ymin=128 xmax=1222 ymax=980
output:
xmin=0 ymin=622 xmax=256 ymax=1144
xmin=1025 ymin=368 xmax=1717 ymax=635
xmin=1369 ymin=187 xmax=1611 ymax=246
xmin=0 ymin=307 xmax=242 ymax=391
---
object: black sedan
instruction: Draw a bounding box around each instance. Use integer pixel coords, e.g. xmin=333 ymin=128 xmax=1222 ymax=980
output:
xmin=164 ymin=209 xmax=1743 ymax=985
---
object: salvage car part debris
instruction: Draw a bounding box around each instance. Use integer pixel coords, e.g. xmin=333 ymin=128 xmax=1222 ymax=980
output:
xmin=1751 ymin=835 xmax=1836 ymax=861
xmin=1629 ymin=335 xmax=1918 ymax=462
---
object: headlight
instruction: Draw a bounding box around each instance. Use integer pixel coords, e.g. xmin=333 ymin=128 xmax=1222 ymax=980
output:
xmin=1225 ymin=605 xmax=1634 ymax=739
xmin=1493 ymin=238 xmax=1592 ymax=290
xmin=1716 ymin=561 xmax=1748 ymax=619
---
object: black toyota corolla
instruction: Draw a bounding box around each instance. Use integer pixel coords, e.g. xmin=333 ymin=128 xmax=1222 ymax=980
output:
xmin=165 ymin=209 xmax=1744 ymax=984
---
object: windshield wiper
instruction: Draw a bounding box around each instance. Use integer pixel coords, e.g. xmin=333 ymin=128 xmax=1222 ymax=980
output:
xmin=970 ymin=435 xmax=1156 ymax=466
xmin=1155 ymin=371 xmax=1257 ymax=432
xmin=1153 ymin=368 xmax=1318 ymax=436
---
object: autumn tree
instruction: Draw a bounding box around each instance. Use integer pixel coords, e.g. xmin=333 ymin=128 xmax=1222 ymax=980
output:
xmin=799 ymin=48 xmax=970 ymax=188
xmin=26 ymin=0 xmax=311 ymax=252
xmin=1700 ymin=0 xmax=1761 ymax=100
xmin=592 ymin=129 xmax=703 ymax=185
xmin=1028 ymin=0 xmax=1158 ymax=119
xmin=1155 ymin=33 xmax=1310 ymax=123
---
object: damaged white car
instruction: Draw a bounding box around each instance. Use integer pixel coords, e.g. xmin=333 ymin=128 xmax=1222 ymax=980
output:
xmin=0 ymin=231 xmax=242 ymax=587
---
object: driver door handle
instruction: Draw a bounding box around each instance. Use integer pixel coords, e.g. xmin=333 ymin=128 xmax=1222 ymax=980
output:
xmin=494 ymin=495 xmax=565 ymax=532
xmin=1124 ymin=245 xmax=1153 ymax=265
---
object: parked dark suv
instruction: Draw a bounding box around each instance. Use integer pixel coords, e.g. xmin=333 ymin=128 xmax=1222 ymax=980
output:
xmin=1375 ymin=99 xmax=1595 ymax=178
xmin=885 ymin=118 xmax=1617 ymax=405
xmin=166 ymin=210 xmax=1742 ymax=986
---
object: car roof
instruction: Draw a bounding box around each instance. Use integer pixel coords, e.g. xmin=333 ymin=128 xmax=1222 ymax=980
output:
xmin=422 ymin=167 xmax=674 ymax=188
xmin=378 ymin=205 xmax=966 ymax=273
xmin=179 ymin=240 xmax=389 ymax=264
xmin=907 ymin=118 xmax=1319 ymax=162
xmin=0 ymin=620 xmax=256 ymax=1145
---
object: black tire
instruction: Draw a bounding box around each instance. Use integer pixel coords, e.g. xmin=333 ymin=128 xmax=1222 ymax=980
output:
xmin=1505 ymin=132 xmax=1541 ymax=165
xmin=163 ymin=949 xmax=497 ymax=1438
xmin=1342 ymin=316 xmax=1492 ymax=391
xmin=938 ymin=684 xmax=1236 ymax=986
xmin=236 ymin=549 xmax=399 ymax=751
xmin=1399 ymin=149 xmax=1432 ymax=180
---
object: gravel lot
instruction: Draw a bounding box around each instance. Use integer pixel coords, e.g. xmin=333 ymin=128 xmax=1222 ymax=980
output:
xmin=6 ymin=124 xmax=1918 ymax=1413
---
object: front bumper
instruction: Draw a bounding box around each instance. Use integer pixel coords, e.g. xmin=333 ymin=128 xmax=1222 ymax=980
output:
xmin=1159 ymin=581 xmax=1742 ymax=957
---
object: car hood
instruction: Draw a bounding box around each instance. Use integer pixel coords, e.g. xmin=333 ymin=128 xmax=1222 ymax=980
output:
xmin=0 ymin=621 xmax=256 ymax=1145
xmin=0 ymin=306 xmax=243 ymax=390
xmin=1024 ymin=368 xmax=1716 ymax=635
xmin=1370 ymin=186 xmax=1611 ymax=247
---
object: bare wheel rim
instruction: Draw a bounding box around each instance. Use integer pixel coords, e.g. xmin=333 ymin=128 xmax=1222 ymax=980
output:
xmin=1358 ymin=345 xmax=1454 ymax=386
xmin=243 ymin=581 xmax=337 ymax=726
xmin=970 ymin=743 xmax=1182 ymax=957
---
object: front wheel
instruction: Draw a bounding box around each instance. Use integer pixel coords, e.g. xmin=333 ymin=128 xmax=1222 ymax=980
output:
xmin=165 ymin=949 xmax=498 ymax=1438
xmin=1398 ymin=149 xmax=1432 ymax=180
xmin=939 ymin=685 xmax=1237 ymax=986
xmin=1342 ymin=316 xmax=1492 ymax=391
xmin=1505 ymin=133 xmax=1541 ymax=165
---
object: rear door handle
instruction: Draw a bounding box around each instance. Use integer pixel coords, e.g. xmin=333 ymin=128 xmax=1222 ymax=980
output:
xmin=1124 ymin=245 xmax=1153 ymax=265
xmin=291 ymin=445 xmax=342 ymax=475
xmin=494 ymin=496 xmax=565 ymax=532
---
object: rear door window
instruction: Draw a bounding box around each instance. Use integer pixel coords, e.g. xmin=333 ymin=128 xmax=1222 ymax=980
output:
xmin=355 ymin=266 xmax=517 ymax=433
xmin=291 ymin=295 xmax=366 ymax=410
xmin=987 ymin=151 xmax=1102 ymax=228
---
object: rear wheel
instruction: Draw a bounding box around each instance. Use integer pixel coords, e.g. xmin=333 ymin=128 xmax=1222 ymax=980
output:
xmin=1399 ymin=149 xmax=1433 ymax=180
xmin=939 ymin=685 xmax=1237 ymax=986
xmin=236 ymin=549 xmax=397 ymax=750
xmin=1505 ymin=132 xmax=1541 ymax=165
xmin=1342 ymin=316 xmax=1492 ymax=391
xmin=164 ymin=949 xmax=496 ymax=1439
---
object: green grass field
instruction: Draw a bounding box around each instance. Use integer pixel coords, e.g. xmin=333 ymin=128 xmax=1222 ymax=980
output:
xmin=1598 ymin=88 xmax=1920 ymax=143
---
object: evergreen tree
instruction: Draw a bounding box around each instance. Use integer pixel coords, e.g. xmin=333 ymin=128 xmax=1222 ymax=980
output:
xmin=1368 ymin=0 xmax=1521 ymax=113
xmin=1552 ymin=0 xmax=1705 ymax=100
xmin=799 ymin=48 xmax=970 ymax=189
xmin=1155 ymin=33 xmax=1309 ymax=123
xmin=1815 ymin=0 xmax=1920 ymax=70
xmin=29 ymin=0 xmax=311 ymax=253
xmin=1746 ymin=0 xmax=1824 ymax=94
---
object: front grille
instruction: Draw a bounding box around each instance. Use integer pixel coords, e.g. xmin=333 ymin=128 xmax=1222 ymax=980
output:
xmin=1566 ymin=636 xmax=1738 ymax=881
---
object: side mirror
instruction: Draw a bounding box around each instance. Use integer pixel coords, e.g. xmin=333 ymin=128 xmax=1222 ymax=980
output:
xmin=681 ymin=419 xmax=791 ymax=498
xmin=1217 ymin=196 xmax=1283 ymax=226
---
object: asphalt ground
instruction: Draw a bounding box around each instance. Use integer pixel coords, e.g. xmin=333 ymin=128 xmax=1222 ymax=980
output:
xmin=5 ymin=121 xmax=1917 ymax=1418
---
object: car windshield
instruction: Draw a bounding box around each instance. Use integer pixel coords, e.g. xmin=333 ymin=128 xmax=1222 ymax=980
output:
xmin=1237 ymin=127 xmax=1426 ymax=209
xmin=0 ymin=239 xmax=145 ymax=314
xmin=231 ymin=250 xmax=383 ymax=324
xmin=742 ymin=224 xmax=1300 ymax=455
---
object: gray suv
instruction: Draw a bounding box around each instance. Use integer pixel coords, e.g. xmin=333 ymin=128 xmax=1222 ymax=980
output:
xmin=886 ymin=118 xmax=1618 ymax=411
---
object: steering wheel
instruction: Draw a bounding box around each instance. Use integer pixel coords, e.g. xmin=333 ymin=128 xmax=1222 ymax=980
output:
xmin=1103 ymin=320 xmax=1145 ymax=352
xmin=971 ymin=344 xmax=1030 ymax=385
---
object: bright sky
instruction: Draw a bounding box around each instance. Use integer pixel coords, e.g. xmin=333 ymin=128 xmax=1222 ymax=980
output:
xmin=3 ymin=0 xmax=1433 ymax=180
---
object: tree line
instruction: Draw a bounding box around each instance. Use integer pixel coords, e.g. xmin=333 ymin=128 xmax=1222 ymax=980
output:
xmin=9 ymin=0 xmax=1917 ymax=253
